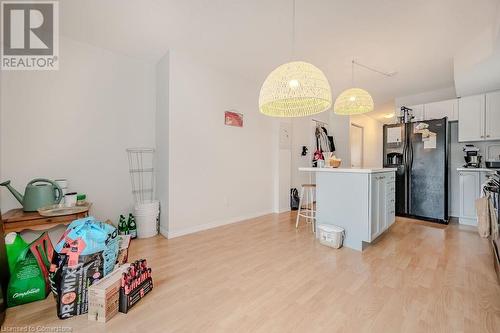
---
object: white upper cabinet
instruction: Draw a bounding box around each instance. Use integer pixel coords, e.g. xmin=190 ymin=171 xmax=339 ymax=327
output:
xmin=458 ymin=94 xmax=485 ymax=142
xmin=398 ymin=90 xmax=498 ymax=141
xmin=409 ymin=104 xmax=425 ymax=121
xmin=425 ymin=99 xmax=458 ymax=121
xmin=485 ymin=91 xmax=500 ymax=140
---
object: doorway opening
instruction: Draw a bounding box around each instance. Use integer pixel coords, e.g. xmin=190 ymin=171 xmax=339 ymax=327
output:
xmin=350 ymin=123 xmax=364 ymax=168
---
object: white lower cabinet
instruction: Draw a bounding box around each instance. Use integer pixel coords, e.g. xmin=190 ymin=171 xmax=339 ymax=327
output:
xmin=369 ymin=172 xmax=396 ymax=241
xmin=313 ymin=169 xmax=396 ymax=251
xmin=459 ymin=171 xmax=480 ymax=225
xmin=386 ymin=180 xmax=396 ymax=228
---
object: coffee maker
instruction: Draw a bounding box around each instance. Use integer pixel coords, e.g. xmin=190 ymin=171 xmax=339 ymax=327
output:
xmin=463 ymin=144 xmax=482 ymax=168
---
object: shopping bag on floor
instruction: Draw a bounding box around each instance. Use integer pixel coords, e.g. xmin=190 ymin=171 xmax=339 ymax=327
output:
xmin=476 ymin=196 xmax=490 ymax=238
xmin=5 ymin=232 xmax=28 ymax=274
xmin=290 ymin=188 xmax=300 ymax=210
xmin=50 ymin=217 xmax=119 ymax=319
xmin=7 ymin=233 xmax=53 ymax=307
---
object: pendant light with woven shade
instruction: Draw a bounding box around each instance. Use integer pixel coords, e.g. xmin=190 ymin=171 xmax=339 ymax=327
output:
xmin=334 ymin=60 xmax=374 ymax=115
xmin=259 ymin=0 xmax=332 ymax=117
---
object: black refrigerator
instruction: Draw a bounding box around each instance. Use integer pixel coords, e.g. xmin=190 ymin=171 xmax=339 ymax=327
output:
xmin=383 ymin=118 xmax=448 ymax=223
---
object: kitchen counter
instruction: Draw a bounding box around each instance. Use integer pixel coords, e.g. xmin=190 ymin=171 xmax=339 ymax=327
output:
xmin=298 ymin=168 xmax=396 ymax=251
xmin=456 ymin=167 xmax=500 ymax=172
xmin=299 ymin=167 xmax=397 ymax=174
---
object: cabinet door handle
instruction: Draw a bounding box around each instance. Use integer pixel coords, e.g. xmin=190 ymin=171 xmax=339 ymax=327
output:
xmin=481 ymin=135 xmax=484 ymax=138
xmin=486 ymin=135 xmax=491 ymax=138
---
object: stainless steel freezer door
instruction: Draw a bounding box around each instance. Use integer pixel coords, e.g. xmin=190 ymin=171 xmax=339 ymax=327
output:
xmin=409 ymin=119 xmax=447 ymax=221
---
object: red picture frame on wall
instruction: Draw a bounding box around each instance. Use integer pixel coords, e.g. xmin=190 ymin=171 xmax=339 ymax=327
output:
xmin=224 ymin=111 xmax=243 ymax=127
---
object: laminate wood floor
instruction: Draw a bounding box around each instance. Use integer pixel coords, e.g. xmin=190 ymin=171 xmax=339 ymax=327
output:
xmin=4 ymin=213 xmax=500 ymax=332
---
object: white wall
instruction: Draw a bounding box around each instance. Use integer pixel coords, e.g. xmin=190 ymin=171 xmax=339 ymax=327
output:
xmin=329 ymin=112 xmax=351 ymax=168
xmin=350 ymin=114 xmax=383 ymax=168
xmin=454 ymin=4 xmax=500 ymax=97
xmin=155 ymin=53 xmax=170 ymax=235
xmin=288 ymin=111 xmax=351 ymax=190
xmin=395 ymin=86 xmax=457 ymax=108
xmin=275 ymin=120 xmax=291 ymax=213
xmin=0 ymin=37 xmax=156 ymax=224
xmin=165 ymin=50 xmax=274 ymax=237
xmin=290 ymin=113 xmax=327 ymax=190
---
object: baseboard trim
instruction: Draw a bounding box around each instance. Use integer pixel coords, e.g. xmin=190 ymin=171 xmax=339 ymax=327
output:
xmin=459 ymin=217 xmax=478 ymax=226
xmin=159 ymin=226 xmax=169 ymax=238
xmin=166 ymin=210 xmax=274 ymax=239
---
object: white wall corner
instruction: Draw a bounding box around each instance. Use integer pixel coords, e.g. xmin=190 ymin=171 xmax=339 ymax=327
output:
xmin=155 ymin=50 xmax=170 ymax=234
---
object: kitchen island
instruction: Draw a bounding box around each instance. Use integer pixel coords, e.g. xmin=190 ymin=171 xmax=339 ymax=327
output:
xmin=299 ymin=167 xmax=397 ymax=251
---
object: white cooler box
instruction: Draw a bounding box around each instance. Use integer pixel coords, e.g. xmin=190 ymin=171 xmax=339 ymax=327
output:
xmin=317 ymin=224 xmax=345 ymax=249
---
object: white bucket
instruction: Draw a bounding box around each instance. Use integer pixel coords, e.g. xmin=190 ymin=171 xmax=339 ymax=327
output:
xmin=134 ymin=200 xmax=159 ymax=238
xmin=317 ymin=224 xmax=345 ymax=249
xmin=134 ymin=200 xmax=159 ymax=212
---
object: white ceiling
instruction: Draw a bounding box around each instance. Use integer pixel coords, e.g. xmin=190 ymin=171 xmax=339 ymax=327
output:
xmin=60 ymin=0 xmax=500 ymax=120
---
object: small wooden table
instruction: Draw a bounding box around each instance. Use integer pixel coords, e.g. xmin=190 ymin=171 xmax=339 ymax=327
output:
xmin=2 ymin=206 xmax=91 ymax=233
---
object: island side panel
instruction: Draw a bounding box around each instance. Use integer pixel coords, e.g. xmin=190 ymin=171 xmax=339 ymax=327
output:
xmin=315 ymin=172 xmax=370 ymax=251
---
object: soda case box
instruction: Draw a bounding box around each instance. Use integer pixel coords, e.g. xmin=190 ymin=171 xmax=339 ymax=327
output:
xmin=119 ymin=277 xmax=153 ymax=314
xmin=118 ymin=260 xmax=153 ymax=314
xmin=88 ymin=264 xmax=130 ymax=322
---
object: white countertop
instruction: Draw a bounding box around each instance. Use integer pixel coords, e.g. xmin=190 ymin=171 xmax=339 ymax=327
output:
xmin=457 ymin=167 xmax=500 ymax=172
xmin=299 ymin=167 xmax=397 ymax=174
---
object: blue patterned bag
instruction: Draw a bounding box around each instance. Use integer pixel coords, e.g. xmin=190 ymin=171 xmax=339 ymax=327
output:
xmin=54 ymin=217 xmax=119 ymax=276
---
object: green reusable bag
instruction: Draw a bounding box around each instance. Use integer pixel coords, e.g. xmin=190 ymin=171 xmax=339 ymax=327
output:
xmin=7 ymin=233 xmax=53 ymax=307
xmin=5 ymin=232 xmax=28 ymax=274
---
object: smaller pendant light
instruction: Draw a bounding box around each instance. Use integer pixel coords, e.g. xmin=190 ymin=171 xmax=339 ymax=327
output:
xmin=334 ymin=60 xmax=374 ymax=115
xmin=334 ymin=88 xmax=374 ymax=115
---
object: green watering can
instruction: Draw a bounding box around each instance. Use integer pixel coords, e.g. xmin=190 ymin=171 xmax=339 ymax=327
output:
xmin=0 ymin=178 xmax=63 ymax=212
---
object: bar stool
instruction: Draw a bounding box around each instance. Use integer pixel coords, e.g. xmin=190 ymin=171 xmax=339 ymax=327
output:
xmin=295 ymin=184 xmax=316 ymax=232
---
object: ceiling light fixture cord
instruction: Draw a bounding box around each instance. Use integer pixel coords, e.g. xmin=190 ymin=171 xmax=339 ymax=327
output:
xmin=352 ymin=60 xmax=397 ymax=77
xmin=291 ymin=0 xmax=296 ymax=59
xmin=351 ymin=59 xmax=355 ymax=86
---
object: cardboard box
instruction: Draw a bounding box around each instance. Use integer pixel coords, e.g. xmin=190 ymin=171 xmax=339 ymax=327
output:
xmin=88 ymin=264 xmax=129 ymax=322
